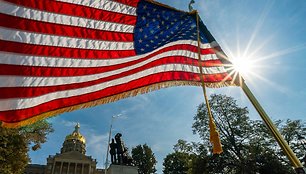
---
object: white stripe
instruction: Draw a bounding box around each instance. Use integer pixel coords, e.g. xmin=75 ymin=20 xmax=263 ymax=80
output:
xmin=56 ymin=0 xmax=137 ymax=16
xmin=0 ymin=0 xmax=134 ymax=33
xmin=0 ymin=27 xmax=134 ymax=50
xmin=0 ymin=40 xmax=220 ymax=67
xmin=0 ymin=64 xmax=222 ymax=110
xmin=0 ymin=58 xmax=226 ymax=87
xmin=0 ymin=50 xmax=195 ymax=66
xmin=0 ymin=50 xmax=218 ymax=67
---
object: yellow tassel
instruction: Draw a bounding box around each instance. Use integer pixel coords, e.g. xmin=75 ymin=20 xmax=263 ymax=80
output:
xmin=204 ymin=89 xmax=223 ymax=154
xmin=209 ymin=114 xmax=223 ymax=154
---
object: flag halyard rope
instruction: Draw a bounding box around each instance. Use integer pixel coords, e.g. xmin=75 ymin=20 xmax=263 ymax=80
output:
xmin=195 ymin=11 xmax=223 ymax=154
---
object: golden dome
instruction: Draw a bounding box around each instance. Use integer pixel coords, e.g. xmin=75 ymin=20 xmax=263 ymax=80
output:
xmin=65 ymin=123 xmax=86 ymax=144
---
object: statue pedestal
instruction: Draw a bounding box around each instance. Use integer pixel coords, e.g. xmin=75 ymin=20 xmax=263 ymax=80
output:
xmin=107 ymin=164 xmax=138 ymax=174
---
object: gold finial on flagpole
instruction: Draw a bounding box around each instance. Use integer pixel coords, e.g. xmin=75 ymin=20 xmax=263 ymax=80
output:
xmin=189 ymin=0 xmax=195 ymax=12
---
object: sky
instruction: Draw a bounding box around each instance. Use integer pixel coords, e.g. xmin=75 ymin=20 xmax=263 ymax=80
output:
xmin=29 ymin=0 xmax=306 ymax=173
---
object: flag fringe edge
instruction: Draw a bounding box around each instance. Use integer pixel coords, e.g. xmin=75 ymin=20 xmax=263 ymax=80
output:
xmin=1 ymin=81 xmax=235 ymax=128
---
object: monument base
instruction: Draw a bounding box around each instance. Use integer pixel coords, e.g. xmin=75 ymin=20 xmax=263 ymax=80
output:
xmin=106 ymin=164 xmax=138 ymax=174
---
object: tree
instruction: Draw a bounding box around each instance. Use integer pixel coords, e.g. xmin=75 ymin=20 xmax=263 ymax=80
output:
xmin=163 ymin=140 xmax=209 ymax=174
xmin=0 ymin=120 xmax=53 ymax=174
xmin=163 ymin=152 xmax=191 ymax=174
xmin=173 ymin=139 xmax=194 ymax=154
xmin=0 ymin=126 xmax=28 ymax=174
xmin=131 ymin=144 xmax=157 ymax=174
xmin=188 ymin=154 xmax=209 ymax=174
xmin=192 ymin=94 xmax=296 ymax=174
xmin=278 ymin=119 xmax=306 ymax=167
xmin=19 ymin=120 xmax=54 ymax=151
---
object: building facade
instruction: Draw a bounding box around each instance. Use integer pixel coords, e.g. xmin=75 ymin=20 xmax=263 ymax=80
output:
xmin=24 ymin=124 xmax=104 ymax=174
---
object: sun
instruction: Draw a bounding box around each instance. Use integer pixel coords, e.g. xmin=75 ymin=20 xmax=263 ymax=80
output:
xmin=231 ymin=56 xmax=253 ymax=77
xmin=222 ymin=53 xmax=259 ymax=86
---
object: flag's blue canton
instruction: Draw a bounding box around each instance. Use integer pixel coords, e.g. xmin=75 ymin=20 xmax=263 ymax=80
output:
xmin=134 ymin=0 xmax=209 ymax=55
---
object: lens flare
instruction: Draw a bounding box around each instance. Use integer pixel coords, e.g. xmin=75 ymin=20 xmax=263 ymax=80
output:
xmin=231 ymin=56 xmax=253 ymax=77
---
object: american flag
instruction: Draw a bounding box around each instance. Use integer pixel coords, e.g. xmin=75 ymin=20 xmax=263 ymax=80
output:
xmin=0 ymin=0 xmax=234 ymax=127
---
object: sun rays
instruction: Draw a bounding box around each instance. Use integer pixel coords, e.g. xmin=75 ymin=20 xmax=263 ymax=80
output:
xmin=215 ymin=0 xmax=305 ymax=93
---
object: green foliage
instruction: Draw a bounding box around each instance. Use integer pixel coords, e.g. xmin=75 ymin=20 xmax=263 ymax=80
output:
xmin=0 ymin=127 xmax=28 ymax=174
xmin=173 ymin=139 xmax=194 ymax=154
xmin=163 ymin=152 xmax=191 ymax=174
xmin=164 ymin=94 xmax=305 ymax=174
xmin=279 ymin=119 xmax=306 ymax=166
xmin=0 ymin=120 xmax=53 ymax=174
xmin=20 ymin=120 xmax=54 ymax=151
xmin=188 ymin=154 xmax=208 ymax=174
xmin=163 ymin=140 xmax=209 ymax=174
xmin=132 ymin=144 xmax=157 ymax=174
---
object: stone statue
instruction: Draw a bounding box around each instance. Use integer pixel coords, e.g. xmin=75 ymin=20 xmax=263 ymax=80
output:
xmin=109 ymin=133 xmax=134 ymax=166
xmin=115 ymin=133 xmax=124 ymax=164
xmin=122 ymin=147 xmax=128 ymax=164
xmin=109 ymin=138 xmax=117 ymax=164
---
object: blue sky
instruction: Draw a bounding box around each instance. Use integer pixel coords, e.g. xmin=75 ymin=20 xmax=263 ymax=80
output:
xmin=29 ymin=0 xmax=306 ymax=173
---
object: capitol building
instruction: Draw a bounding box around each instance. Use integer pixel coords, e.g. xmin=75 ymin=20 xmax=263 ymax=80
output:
xmin=24 ymin=123 xmax=104 ymax=174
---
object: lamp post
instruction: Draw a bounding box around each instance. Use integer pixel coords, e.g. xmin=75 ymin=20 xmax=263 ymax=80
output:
xmin=105 ymin=114 xmax=121 ymax=174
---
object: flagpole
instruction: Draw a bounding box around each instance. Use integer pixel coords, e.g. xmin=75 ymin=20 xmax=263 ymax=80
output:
xmin=241 ymin=80 xmax=305 ymax=173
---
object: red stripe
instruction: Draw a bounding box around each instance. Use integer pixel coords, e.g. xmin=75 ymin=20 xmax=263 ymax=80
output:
xmin=0 ymin=40 xmax=136 ymax=59
xmin=201 ymin=48 xmax=217 ymax=55
xmin=0 ymin=40 xmax=216 ymax=59
xmin=0 ymin=14 xmax=133 ymax=42
xmin=113 ymin=0 xmax=140 ymax=7
xmin=0 ymin=72 xmax=230 ymax=123
xmin=0 ymin=45 xmax=221 ymax=77
xmin=0 ymin=57 xmax=225 ymax=99
xmin=0 ymin=59 xmax=222 ymax=76
xmin=4 ymin=0 xmax=137 ymax=25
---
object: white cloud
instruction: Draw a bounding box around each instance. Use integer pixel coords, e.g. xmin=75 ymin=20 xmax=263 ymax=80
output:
xmin=81 ymin=128 xmax=108 ymax=168
xmin=60 ymin=120 xmax=78 ymax=127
